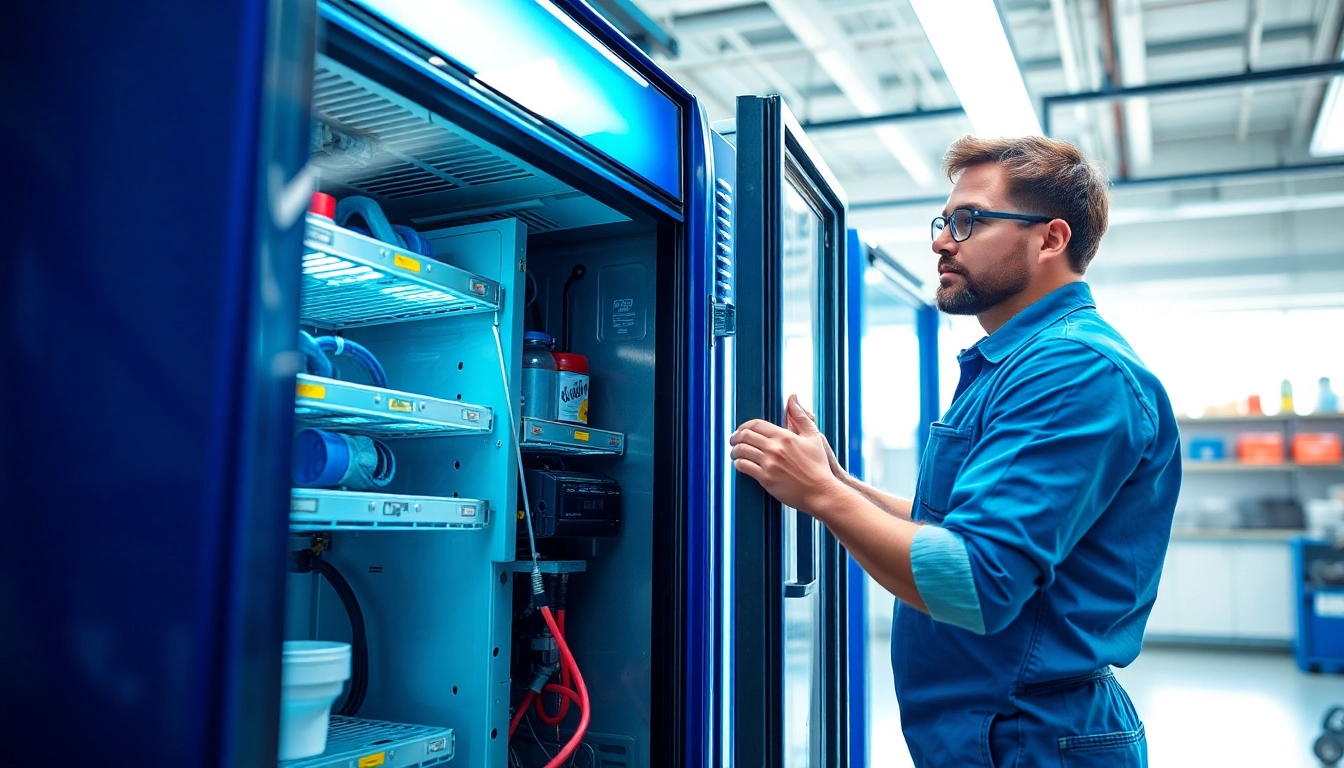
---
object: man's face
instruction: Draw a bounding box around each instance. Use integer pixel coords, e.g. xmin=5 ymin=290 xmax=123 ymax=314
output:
xmin=932 ymin=163 xmax=1034 ymax=316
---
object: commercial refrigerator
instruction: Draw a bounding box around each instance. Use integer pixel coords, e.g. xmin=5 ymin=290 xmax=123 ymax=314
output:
xmin=2 ymin=2 xmax=856 ymax=767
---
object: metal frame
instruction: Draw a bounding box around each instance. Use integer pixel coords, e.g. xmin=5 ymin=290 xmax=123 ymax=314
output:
xmin=1041 ymin=60 xmax=1344 ymax=136
xmin=733 ymin=94 xmax=851 ymax=768
xmin=852 ymin=159 xmax=1344 ymax=212
xmin=800 ymin=106 xmax=966 ymax=134
xmin=321 ymin=1 xmax=687 ymax=221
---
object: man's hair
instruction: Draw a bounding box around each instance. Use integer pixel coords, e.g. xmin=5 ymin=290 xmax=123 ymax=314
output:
xmin=942 ymin=135 xmax=1110 ymax=274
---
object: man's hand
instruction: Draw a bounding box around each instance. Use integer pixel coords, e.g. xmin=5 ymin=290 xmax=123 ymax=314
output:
xmin=784 ymin=394 xmax=845 ymax=482
xmin=731 ymin=396 xmax=843 ymax=515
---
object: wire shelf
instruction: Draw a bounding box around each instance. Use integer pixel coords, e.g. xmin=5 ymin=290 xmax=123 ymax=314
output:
xmin=279 ymin=716 xmax=453 ymax=768
xmin=303 ymin=215 xmax=500 ymax=328
xmin=290 ymin=489 xmax=490 ymax=531
xmin=294 ymin=374 xmax=493 ymax=439
xmin=520 ymin=418 xmax=625 ymax=456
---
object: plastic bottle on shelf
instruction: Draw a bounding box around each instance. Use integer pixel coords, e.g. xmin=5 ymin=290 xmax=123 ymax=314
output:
xmin=1318 ymin=377 xmax=1339 ymax=414
xmin=521 ymin=332 xmax=558 ymax=421
xmin=553 ymin=352 xmax=590 ymax=425
xmin=1281 ymin=379 xmax=1295 ymax=415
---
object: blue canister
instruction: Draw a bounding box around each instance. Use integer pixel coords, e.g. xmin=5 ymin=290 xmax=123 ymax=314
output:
xmin=293 ymin=429 xmax=395 ymax=489
xmin=294 ymin=428 xmax=352 ymax=487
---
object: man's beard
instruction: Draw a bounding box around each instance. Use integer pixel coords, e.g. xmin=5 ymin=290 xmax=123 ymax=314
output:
xmin=935 ymin=250 xmax=1030 ymax=316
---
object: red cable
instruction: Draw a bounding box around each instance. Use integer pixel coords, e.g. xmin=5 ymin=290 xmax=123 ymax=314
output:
xmin=539 ymin=605 xmax=589 ymax=768
xmin=536 ymin=609 xmax=575 ymax=726
xmin=508 ymin=689 xmax=535 ymax=740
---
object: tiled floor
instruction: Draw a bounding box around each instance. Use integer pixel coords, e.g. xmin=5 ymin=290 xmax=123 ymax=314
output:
xmin=865 ymin=635 xmax=1343 ymax=767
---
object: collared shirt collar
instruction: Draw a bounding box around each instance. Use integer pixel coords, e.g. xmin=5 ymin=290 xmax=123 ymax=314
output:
xmin=963 ymin=281 xmax=1097 ymax=364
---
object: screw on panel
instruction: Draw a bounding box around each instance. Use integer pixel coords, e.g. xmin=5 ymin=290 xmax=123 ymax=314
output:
xmin=519 ymin=260 xmax=526 ymax=272
xmin=497 ymin=440 xmax=503 ymax=448
xmin=419 ymin=402 xmax=427 ymax=411
xmin=415 ymin=504 xmax=421 ymax=513
xmin=425 ymin=263 xmax=433 ymax=272
xmin=373 ymin=395 xmax=382 ymax=404
xmin=368 ymin=502 xmax=376 ymax=512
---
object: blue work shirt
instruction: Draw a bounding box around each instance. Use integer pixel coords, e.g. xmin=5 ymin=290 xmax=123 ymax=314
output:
xmin=893 ymin=281 xmax=1181 ymax=767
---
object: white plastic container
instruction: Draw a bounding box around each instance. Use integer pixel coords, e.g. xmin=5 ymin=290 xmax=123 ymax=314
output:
xmin=279 ymin=640 xmax=352 ymax=761
xmin=1307 ymin=499 xmax=1344 ymax=540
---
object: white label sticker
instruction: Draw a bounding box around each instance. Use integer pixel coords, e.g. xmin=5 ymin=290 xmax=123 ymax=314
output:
xmin=611 ymin=299 xmax=637 ymax=334
xmin=1316 ymin=592 xmax=1344 ymax=618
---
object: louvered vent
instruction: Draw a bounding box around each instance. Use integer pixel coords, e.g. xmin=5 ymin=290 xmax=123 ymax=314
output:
xmin=312 ymin=64 xmax=533 ymax=201
xmin=442 ymin=209 xmax=562 ymax=233
xmin=713 ymin=177 xmax=734 ymax=303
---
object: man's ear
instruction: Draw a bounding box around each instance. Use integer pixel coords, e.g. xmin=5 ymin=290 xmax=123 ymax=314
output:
xmin=1039 ymin=218 xmax=1073 ymax=267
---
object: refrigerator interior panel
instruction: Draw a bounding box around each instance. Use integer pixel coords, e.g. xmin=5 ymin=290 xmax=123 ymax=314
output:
xmin=282 ymin=17 xmax=691 ymax=764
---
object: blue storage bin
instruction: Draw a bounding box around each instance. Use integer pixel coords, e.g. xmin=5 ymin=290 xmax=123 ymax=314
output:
xmin=1188 ymin=437 xmax=1226 ymax=462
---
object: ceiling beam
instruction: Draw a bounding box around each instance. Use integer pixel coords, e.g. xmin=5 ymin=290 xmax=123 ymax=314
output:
xmin=1019 ymin=24 xmax=1317 ymax=71
xmin=762 ymin=0 xmax=935 ymax=184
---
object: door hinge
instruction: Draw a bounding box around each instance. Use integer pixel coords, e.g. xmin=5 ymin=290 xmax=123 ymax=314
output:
xmin=711 ymin=300 xmax=736 ymax=338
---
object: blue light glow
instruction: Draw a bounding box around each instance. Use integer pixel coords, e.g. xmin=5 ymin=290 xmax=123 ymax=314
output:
xmin=351 ymin=0 xmax=682 ymax=199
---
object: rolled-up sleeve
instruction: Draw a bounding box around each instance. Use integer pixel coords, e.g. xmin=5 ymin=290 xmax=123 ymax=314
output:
xmin=940 ymin=340 xmax=1154 ymax=635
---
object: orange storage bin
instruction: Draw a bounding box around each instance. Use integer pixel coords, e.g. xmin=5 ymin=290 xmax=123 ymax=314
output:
xmin=1238 ymin=432 xmax=1285 ymax=464
xmin=1293 ymin=433 xmax=1343 ymax=464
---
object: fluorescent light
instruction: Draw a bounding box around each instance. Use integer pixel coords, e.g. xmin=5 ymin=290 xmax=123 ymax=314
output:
xmin=908 ymin=0 xmax=1042 ymax=138
xmin=1311 ymin=72 xmax=1344 ymax=157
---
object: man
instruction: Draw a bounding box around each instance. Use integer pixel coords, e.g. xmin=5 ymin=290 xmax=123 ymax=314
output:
xmin=731 ymin=135 xmax=1180 ymax=766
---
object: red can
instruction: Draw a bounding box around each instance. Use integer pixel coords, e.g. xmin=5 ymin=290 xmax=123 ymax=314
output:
xmin=553 ymin=353 xmax=590 ymax=425
xmin=310 ymin=192 xmax=337 ymax=220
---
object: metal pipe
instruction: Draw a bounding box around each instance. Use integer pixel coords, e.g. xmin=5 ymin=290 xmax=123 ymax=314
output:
xmin=1097 ymin=0 xmax=1132 ymax=179
xmin=1236 ymin=0 xmax=1267 ymax=142
xmin=849 ymin=159 xmax=1344 ymax=211
xmin=1044 ymin=60 xmax=1344 ymax=108
xmin=800 ymin=106 xmax=966 ymax=133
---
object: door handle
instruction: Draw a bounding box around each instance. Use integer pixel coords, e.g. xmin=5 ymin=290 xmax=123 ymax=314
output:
xmin=784 ymin=507 xmax=817 ymax=598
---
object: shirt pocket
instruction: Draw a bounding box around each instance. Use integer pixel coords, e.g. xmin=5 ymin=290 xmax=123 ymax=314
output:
xmin=1057 ymin=724 xmax=1147 ymax=768
xmin=915 ymin=422 xmax=973 ymax=523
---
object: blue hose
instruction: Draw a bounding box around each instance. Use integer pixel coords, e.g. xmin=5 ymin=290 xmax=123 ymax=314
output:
xmin=298 ymin=331 xmax=334 ymax=378
xmin=293 ymin=428 xmax=396 ymax=489
xmin=316 ymin=336 xmax=388 ymax=388
xmin=335 ymin=196 xmax=432 ymax=257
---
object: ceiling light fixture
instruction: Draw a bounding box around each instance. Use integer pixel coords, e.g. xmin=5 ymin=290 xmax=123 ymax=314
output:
xmin=908 ymin=0 xmax=1042 ymax=138
xmin=1310 ymin=45 xmax=1344 ymax=157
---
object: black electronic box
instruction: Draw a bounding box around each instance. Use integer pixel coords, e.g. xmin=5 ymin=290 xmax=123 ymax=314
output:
xmin=522 ymin=469 xmax=622 ymax=538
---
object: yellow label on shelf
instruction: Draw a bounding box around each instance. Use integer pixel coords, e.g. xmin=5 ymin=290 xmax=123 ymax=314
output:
xmin=574 ymin=430 xmax=590 ymax=442
xmin=393 ymin=253 xmax=422 ymax=273
xmin=358 ymin=754 xmax=386 ymax=768
xmin=388 ymin=398 xmax=414 ymax=413
xmin=296 ymin=382 xmax=327 ymax=400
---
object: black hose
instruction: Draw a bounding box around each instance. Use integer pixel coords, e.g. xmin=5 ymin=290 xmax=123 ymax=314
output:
xmin=560 ymin=265 xmax=586 ymax=353
xmin=308 ymin=556 xmax=370 ymax=716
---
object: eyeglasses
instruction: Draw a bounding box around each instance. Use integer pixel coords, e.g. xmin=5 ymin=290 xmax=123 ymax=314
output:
xmin=931 ymin=208 xmax=1053 ymax=243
